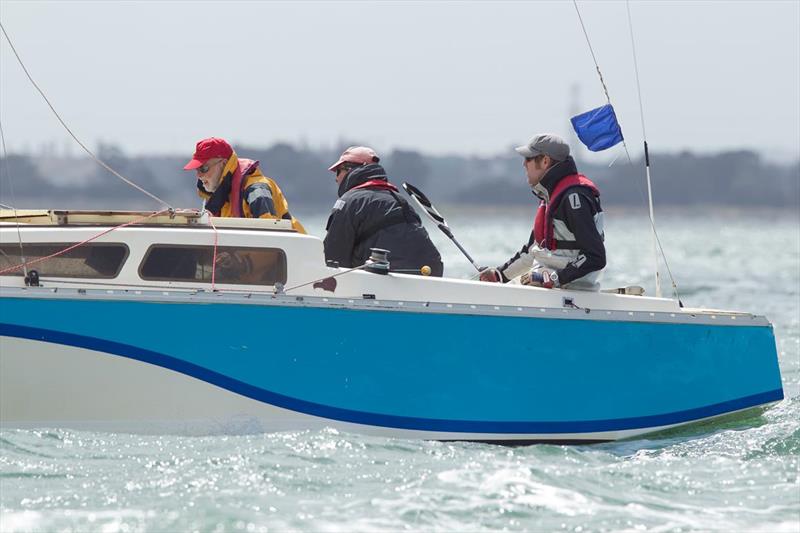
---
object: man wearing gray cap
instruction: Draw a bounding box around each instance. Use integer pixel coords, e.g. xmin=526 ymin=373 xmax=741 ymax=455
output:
xmin=479 ymin=133 xmax=606 ymax=290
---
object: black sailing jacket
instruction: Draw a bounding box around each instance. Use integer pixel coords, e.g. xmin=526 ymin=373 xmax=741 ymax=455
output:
xmin=324 ymin=164 xmax=444 ymax=276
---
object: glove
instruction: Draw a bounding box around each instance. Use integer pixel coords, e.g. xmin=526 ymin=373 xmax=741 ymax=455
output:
xmin=520 ymin=270 xmax=559 ymax=289
xmin=479 ymin=267 xmax=502 ymax=283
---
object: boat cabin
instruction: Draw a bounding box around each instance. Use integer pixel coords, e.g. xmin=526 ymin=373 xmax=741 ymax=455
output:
xmin=0 ymin=209 xmax=708 ymax=316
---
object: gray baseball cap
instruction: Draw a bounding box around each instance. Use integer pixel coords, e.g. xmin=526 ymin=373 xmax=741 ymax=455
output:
xmin=515 ymin=133 xmax=570 ymax=161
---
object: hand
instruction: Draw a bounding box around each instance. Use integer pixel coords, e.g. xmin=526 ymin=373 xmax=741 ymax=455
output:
xmin=520 ymin=270 xmax=558 ymax=289
xmin=215 ymin=251 xmax=248 ymax=278
xmin=479 ymin=267 xmax=502 ymax=282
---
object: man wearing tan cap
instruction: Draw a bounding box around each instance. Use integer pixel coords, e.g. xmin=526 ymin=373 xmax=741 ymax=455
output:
xmin=479 ymin=134 xmax=606 ymax=290
xmin=324 ymin=146 xmax=443 ymax=276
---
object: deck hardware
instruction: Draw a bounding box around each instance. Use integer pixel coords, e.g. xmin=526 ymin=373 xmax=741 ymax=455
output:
xmin=273 ymin=282 xmax=285 ymax=295
xmin=562 ymin=297 xmax=585 ymax=311
xmin=24 ymin=270 xmax=40 ymax=287
xmin=78 ymin=288 xmax=86 ymax=294
xmin=295 ymin=296 xmax=304 ymax=302
xmin=364 ymin=248 xmax=390 ymax=275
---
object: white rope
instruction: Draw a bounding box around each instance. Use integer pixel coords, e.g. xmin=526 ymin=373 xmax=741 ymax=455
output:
xmin=0 ymin=21 xmax=172 ymax=208
xmin=0 ymin=119 xmax=28 ymax=277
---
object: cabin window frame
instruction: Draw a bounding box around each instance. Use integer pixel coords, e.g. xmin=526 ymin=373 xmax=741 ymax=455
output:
xmin=138 ymin=243 xmax=288 ymax=286
xmin=0 ymin=242 xmax=130 ymax=279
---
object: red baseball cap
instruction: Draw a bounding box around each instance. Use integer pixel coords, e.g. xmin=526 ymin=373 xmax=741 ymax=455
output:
xmin=183 ymin=137 xmax=234 ymax=170
xmin=328 ymin=146 xmax=379 ymax=171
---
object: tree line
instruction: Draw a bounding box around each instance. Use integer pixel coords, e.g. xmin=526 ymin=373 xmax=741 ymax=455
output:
xmin=1 ymin=143 xmax=797 ymax=211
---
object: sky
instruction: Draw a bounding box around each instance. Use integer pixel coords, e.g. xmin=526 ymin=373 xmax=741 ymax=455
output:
xmin=1 ymin=0 xmax=799 ymax=163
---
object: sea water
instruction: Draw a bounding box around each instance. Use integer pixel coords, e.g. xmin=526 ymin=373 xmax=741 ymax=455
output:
xmin=1 ymin=208 xmax=798 ymax=532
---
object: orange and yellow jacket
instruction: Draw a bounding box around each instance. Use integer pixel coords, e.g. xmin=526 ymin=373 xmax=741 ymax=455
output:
xmin=198 ymin=152 xmax=305 ymax=233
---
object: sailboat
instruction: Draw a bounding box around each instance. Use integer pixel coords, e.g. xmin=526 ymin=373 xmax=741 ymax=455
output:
xmin=0 ymin=7 xmax=784 ymax=443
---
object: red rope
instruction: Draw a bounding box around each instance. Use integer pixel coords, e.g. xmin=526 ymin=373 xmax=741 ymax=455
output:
xmin=0 ymin=209 xmax=170 ymax=276
xmin=208 ymin=213 xmax=218 ymax=291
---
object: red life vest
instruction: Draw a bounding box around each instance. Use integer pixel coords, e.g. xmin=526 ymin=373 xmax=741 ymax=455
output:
xmin=351 ymin=179 xmax=399 ymax=192
xmin=228 ymin=158 xmax=259 ymax=218
xmin=533 ymin=174 xmax=600 ymax=250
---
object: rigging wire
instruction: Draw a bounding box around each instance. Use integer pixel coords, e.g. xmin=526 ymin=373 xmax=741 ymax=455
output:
xmin=571 ymin=0 xmax=681 ymax=302
xmin=572 ymin=0 xmax=634 ymax=165
xmin=281 ymin=264 xmax=367 ymax=294
xmin=0 ymin=21 xmax=172 ymax=209
xmin=625 ymin=0 xmax=681 ymax=302
xmin=0 ymin=119 xmax=28 ymax=277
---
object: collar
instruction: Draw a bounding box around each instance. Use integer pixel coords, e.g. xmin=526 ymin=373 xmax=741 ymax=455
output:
xmin=531 ymin=156 xmax=578 ymax=202
xmin=338 ymin=163 xmax=389 ymax=197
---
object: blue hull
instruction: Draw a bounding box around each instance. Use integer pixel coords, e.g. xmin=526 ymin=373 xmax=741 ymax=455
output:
xmin=0 ymin=295 xmax=784 ymax=439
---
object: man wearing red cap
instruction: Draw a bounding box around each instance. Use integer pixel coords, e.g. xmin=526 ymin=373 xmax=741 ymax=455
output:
xmin=324 ymin=146 xmax=443 ymax=275
xmin=183 ymin=137 xmax=305 ymax=233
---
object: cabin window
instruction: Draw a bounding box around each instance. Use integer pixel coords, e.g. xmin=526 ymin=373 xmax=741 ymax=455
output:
xmin=139 ymin=245 xmax=287 ymax=285
xmin=0 ymin=243 xmax=129 ymax=278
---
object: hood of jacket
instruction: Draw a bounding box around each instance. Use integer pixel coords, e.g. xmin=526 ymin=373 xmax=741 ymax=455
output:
xmin=532 ymin=156 xmax=579 ymax=202
xmin=338 ymin=163 xmax=389 ymax=198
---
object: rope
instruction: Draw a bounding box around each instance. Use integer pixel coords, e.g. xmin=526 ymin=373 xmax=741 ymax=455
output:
xmin=626 ymin=1 xmax=649 ymax=143
xmin=572 ymin=0 xmax=611 ymax=105
xmin=572 ymin=0 xmax=681 ymax=301
xmin=208 ymin=214 xmax=219 ymax=291
xmin=571 ymin=0 xmax=634 ymax=165
xmin=282 ymin=264 xmax=367 ymax=294
xmin=625 ymin=0 xmax=681 ymax=301
xmin=0 ymin=209 xmax=170 ymax=276
xmin=0 ymin=21 xmax=172 ymax=209
xmin=0 ymin=118 xmax=27 ymax=277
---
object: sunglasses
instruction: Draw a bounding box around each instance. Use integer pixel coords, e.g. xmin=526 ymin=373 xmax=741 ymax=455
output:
xmin=198 ymin=160 xmax=222 ymax=174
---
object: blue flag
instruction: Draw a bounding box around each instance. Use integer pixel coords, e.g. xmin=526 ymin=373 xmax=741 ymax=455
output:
xmin=570 ymin=104 xmax=624 ymax=152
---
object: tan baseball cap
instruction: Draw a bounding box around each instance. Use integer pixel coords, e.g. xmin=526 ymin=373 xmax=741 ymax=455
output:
xmin=515 ymin=133 xmax=570 ymax=161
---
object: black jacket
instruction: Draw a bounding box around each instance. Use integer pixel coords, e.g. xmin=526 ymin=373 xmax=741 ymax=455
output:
xmin=324 ymin=164 xmax=443 ymax=276
xmin=500 ymin=156 xmax=606 ymax=285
